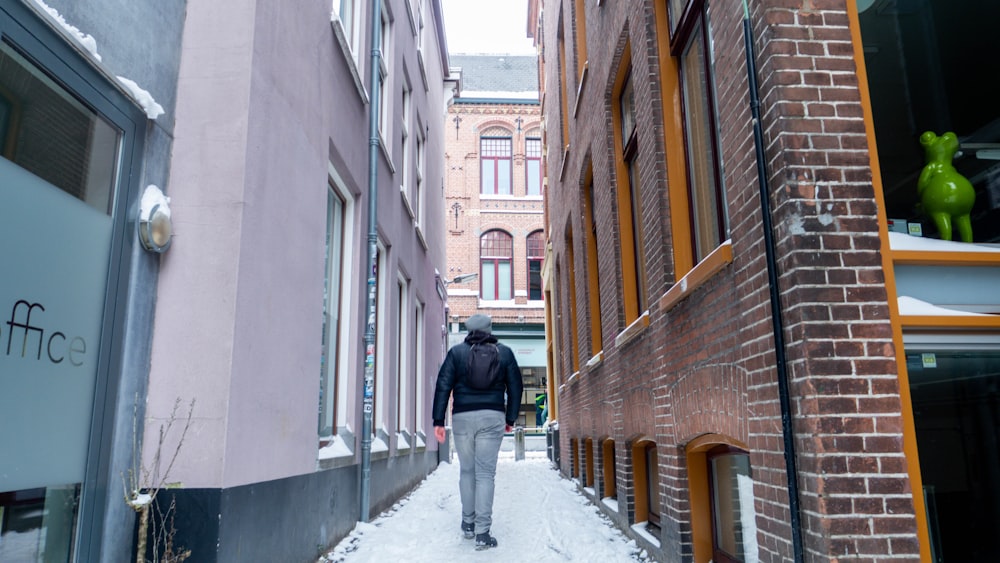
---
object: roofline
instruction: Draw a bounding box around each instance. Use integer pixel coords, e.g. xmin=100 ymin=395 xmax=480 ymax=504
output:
xmin=431 ymin=0 xmax=449 ymax=71
xmin=454 ymin=97 xmax=541 ymax=105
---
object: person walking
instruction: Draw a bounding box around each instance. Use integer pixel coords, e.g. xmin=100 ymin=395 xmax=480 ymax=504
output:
xmin=433 ymin=314 xmax=523 ymax=550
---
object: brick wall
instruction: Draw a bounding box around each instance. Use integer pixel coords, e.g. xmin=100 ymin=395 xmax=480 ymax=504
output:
xmin=539 ymin=0 xmax=919 ymax=561
xmin=444 ymin=100 xmax=546 ymax=325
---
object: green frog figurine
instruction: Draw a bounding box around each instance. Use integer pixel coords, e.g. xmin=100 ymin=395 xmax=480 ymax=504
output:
xmin=917 ymin=130 xmax=976 ymax=242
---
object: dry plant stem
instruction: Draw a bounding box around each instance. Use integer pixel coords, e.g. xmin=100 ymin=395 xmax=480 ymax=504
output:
xmin=123 ymin=396 xmax=195 ymax=563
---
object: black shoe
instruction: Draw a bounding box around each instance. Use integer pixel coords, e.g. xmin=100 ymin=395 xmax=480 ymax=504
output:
xmin=475 ymin=532 xmax=498 ymax=550
xmin=461 ymin=521 xmax=475 ymax=539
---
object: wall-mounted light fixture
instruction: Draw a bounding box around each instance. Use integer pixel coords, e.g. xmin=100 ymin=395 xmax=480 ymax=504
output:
xmin=447 ymin=273 xmax=478 ymax=285
xmin=139 ymin=184 xmax=172 ymax=253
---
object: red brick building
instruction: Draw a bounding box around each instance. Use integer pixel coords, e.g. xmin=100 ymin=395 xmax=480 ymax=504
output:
xmin=533 ymin=0 xmax=1000 ymax=561
xmin=444 ymin=54 xmax=548 ymax=428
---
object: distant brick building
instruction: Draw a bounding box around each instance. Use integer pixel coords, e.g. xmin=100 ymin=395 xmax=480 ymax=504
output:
xmin=532 ymin=0 xmax=1000 ymax=562
xmin=444 ymin=54 xmax=548 ymax=428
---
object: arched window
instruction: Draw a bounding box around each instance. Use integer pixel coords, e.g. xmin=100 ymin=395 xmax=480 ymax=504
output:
xmin=707 ymin=446 xmax=752 ymax=563
xmin=584 ymin=438 xmax=595 ymax=488
xmin=480 ymin=131 xmax=513 ymax=195
xmin=527 ymin=230 xmax=545 ymax=301
xmin=686 ymin=435 xmax=754 ymax=563
xmin=631 ymin=438 xmax=660 ymax=534
xmin=480 ymin=230 xmax=513 ymax=300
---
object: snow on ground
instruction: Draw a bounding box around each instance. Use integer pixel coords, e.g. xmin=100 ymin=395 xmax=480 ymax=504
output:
xmin=319 ymin=452 xmax=655 ymax=563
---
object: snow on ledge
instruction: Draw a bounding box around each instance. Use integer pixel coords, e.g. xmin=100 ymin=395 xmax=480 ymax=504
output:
xmin=602 ymin=497 xmax=619 ymax=512
xmin=898 ymin=295 xmax=993 ymax=317
xmin=888 ymin=231 xmax=1000 ymax=253
xmin=318 ymin=434 xmax=353 ymax=460
xmin=31 ymin=0 xmax=101 ymax=61
xmin=116 ymin=77 xmax=165 ymax=119
xmin=630 ymin=522 xmax=661 ymax=547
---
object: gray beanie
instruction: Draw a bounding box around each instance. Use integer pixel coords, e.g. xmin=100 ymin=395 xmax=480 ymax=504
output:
xmin=466 ymin=314 xmax=492 ymax=333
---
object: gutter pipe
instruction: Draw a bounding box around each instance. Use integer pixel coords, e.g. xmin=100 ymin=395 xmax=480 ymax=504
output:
xmin=741 ymin=2 xmax=804 ymax=560
xmin=360 ymin=0 xmax=383 ymax=523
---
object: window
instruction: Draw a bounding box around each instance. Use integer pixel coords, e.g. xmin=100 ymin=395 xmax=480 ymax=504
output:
xmin=708 ymin=448 xmax=751 ymax=563
xmin=527 ymin=230 xmax=545 ymax=301
xmin=526 ymin=136 xmax=543 ymax=196
xmin=557 ymin=14 xmax=570 ymax=149
xmin=602 ymin=439 xmax=617 ymax=500
xmin=645 ymin=443 xmax=661 ymax=532
xmin=374 ymin=240 xmax=388 ymax=431
xmin=686 ymin=436 xmax=754 ymax=563
xmin=401 ymin=81 xmax=412 ymax=211
xmin=860 ymin=2 xmax=1000 ymax=243
xmin=480 ymin=136 xmax=513 ymax=195
xmin=613 ymin=66 xmax=647 ymax=323
xmin=332 ymin=0 xmax=360 ymax=60
xmin=378 ymin=6 xmax=392 ymax=142
xmin=0 ymin=21 xmax=141 ymax=559
xmin=565 ymin=226 xmax=580 ymax=373
xmin=415 ymin=130 xmax=424 ymax=224
xmin=480 ymin=230 xmax=513 ymax=300
xmin=630 ymin=438 xmax=660 ymax=533
xmin=413 ymin=301 xmax=425 ymax=437
xmin=573 ymin=0 xmax=588 ymax=79
xmin=661 ymin=0 xmax=729 ymax=266
xmin=395 ymin=275 xmax=409 ymax=436
xmin=584 ymin=438 xmax=595 ymax=489
xmin=906 ymin=347 xmax=1000 ymax=560
xmin=583 ymin=165 xmax=602 ymax=354
xmin=570 ymin=438 xmax=580 ymax=478
xmin=319 ymin=183 xmax=347 ymax=436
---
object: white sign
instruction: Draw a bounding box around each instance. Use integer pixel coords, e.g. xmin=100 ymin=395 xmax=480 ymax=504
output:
xmin=0 ymin=158 xmax=112 ymax=491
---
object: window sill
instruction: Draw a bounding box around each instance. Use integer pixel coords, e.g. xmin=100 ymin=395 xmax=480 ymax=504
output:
xmin=400 ymin=185 xmax=415 ymax=219
xmin=658 ymin=241 xmax=733 ymax=314
xmin=317 ymin=433 xmax=356 ymax=470
xmin=559 ymin=144 xmax=570 ymax=181
xmin=415 ymin=223 xmax=428 ymax=250
xmin=572 ymin=62 xmax=588 ymax=118
xmin=585 ymin=351 xmax=603 ymax=368
xmin=614 ymin=311 xmax=650 ymax=349
xmin=630 ymin=522 xmax=661 ymax=548
xmin=378 ymin=134 xmax=395 ymax=172
xmin=330 ymin=17 xmax=369 ymax=105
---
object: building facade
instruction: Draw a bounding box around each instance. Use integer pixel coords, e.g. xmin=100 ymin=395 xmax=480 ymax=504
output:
xmin=443 ymin=54 xmax=548 ymax=429
xmin=534 ymin=0 xmax=1000 ymax=562
xmin=1 ymin=0 xmax=455 ymax=561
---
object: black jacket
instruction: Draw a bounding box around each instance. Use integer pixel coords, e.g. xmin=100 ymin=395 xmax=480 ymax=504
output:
xmin=432 ymin=330 xmax=523 ymax=427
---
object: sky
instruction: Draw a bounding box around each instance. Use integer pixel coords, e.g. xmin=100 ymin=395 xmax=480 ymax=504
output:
xmin=441 ymin=0 xmax=536 ymax=55
xmin=317 ymin=452 xmax=657 ymax=562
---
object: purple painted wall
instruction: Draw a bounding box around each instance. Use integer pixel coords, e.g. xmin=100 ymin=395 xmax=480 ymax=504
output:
xmin=148 ymin=0 xmax=450 ymax=489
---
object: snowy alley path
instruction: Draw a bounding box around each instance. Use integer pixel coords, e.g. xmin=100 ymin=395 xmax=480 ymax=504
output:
xmin=318 ymin=452 xmax=657 ymax=562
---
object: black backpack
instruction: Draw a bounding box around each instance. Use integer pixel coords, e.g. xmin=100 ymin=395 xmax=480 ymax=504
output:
xmin=465 ymin=342 xmax=501 ymax=390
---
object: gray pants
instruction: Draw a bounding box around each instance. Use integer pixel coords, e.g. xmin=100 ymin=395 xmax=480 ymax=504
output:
xmin=452 ymin=409 xmax=505 ymax=535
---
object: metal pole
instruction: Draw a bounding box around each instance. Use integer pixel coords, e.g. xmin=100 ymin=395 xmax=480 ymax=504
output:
xmin=360 ymin=0 xmax=383 ymax=523
xmin=742 ymin=2 xmax=804 ymax=560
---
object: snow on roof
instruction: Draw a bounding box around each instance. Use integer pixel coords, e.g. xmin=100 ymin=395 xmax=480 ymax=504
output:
xmin=458 ymin=90 xmax=539 ymax=100
xmin=451 ymin=54 xmax=538 ymax=94
xmin=898 ymin=295 xmax=994 ymax=317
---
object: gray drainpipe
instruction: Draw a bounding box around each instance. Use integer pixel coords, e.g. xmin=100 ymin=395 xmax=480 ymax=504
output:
xmin=360 ymin=0 xmax=383 ymax=523
xmin=742 ymin=2 xmax=804 ymax=560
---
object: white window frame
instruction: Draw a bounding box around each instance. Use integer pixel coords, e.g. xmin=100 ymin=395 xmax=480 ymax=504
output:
xmin=400 ymin=80 xmax=414 ymax=217
xmin=375 ymin=238 xmax=389 ymax=433
xmin=378 ymin=4 xmax=393 ymax=146
xmin=395 ymin=273 xmax=410 ymax=437
xmin=322 ymin=164 xmax=357 ymax=438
